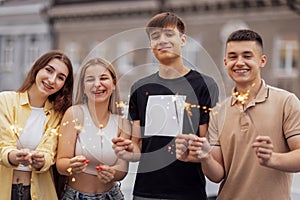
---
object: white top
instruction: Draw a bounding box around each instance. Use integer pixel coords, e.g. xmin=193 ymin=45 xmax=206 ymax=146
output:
xmin=75 ymin=104 xmax=119 ymax=175
xmin=16 ymin=106 xmax=46 ymax=171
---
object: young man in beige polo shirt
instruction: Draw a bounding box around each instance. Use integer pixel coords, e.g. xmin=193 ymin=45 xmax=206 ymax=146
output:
xmin=175 ymin=29 xmax=300 ymax=199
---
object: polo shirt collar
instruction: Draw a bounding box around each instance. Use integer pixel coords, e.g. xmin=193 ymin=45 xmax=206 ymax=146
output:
xmin=231 ymin=80 xmax=269 ymax=107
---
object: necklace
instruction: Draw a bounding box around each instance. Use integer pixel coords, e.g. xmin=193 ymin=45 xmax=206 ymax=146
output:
xmin=97 ymin=124 xmax=104 ymax=162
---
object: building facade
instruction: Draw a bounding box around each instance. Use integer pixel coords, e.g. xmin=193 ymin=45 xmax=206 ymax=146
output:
xmin=46 ymin=0 xmax=300 ymax=101
xmin=0 ymin=0 xmax=53 ymax=90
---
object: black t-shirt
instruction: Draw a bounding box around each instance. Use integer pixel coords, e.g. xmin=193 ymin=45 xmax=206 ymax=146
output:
xmin=129 ymin=70 xmax=219 ymax=199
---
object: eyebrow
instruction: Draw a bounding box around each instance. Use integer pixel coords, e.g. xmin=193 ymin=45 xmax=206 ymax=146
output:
xmin=227 ymin=51 xmax=253 ymax=55
xmin=163 ymin=29 xmax=175 ymax=33
xmin=85 ymin=71 xmax=110 ymax=79
xmin=47 ymin=64 xmax=68 ymax=78
xmin=150 ymin=31 xmax=161 ymax=37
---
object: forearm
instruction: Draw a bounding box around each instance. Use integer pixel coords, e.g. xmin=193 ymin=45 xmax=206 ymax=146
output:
xmin=111 ymin=170 xmax=127 ymax=182
xmin=7 ymin=150 xmax=19 ymax=166
xmin=130 ymin=144 xmax=141 ymax=162
xmin=201 ymin=154 xmax=224 ymax=183
xmin=56 ymin=158 xmax=72 ymax=176
xmin=266 ymin=149 xmax=300 ymax=173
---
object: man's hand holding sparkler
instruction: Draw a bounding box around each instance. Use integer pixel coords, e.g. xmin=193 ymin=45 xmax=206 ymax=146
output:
xmin=175 ymin=134 xmax=212 ymax=163
xmin=112 ymin=137 xmax=136 ymax=161
xmin=252 ymin=136 xmax=274 ymax=167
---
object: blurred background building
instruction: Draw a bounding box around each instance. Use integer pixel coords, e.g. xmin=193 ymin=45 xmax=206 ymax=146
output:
xmin=1 ymin=0 xmax=300 ymax=199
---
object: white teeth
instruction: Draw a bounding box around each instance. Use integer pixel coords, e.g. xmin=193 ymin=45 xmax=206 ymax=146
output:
xmin=234 ymin=69 xmax=249 ymax=73
xmin=93 ymin=90 xmax=105 ymax=94
xmin=43 ymin=82 xmax=52 ymax=89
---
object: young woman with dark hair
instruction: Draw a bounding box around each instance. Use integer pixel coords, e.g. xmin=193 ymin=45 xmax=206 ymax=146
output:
xmin=0 ymin=50 xmax=74 ymax=200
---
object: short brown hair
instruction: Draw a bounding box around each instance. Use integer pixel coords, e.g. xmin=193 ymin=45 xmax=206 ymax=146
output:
xmin=146 ymin=12 xmax=186 ymax=37
xmin=226 ymin=29 xmax=263 ymax=50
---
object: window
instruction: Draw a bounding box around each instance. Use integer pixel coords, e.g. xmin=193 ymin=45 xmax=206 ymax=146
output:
xmin=274 ymin=35 xmax=299 ymax=77
xmin=183 ymin=37 xmax=200 ymax=69
xmin=25 ymin=36 xmax=40 ymax=73
xmin=65 ymin=42 xmax=80 ymax=73
xmin=116 ymin=41 xmax=133 ymax=75
xmin=1 ymin=37 xmax=15 ymax=72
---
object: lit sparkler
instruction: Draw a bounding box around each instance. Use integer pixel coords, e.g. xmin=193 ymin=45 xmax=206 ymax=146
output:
xmin=233 ymin=83 xmax=259 ymax=134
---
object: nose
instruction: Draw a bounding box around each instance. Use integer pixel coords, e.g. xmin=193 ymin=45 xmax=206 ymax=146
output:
xmin=158 ymin=34 xmax=168 ymax=44
xmin=94 ymin=79 xmax=101 ymax=87
xmin=48 ymin=73 xmax=56 ymax=83
xmin=236 ymin=56 xmax=245 ymax=66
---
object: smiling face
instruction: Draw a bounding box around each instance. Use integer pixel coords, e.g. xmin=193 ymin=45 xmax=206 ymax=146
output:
xmin=149 ymin=26 xmax=186 ymax=64
xmin=34 ymin=58 xmax=69 ymax=98
xmin=83 ymin=64 xmax=116 ymax=104
xmin=224 ymin=40 xmax=267 ymax=89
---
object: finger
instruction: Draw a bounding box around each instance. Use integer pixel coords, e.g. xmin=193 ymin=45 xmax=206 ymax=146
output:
xmin=112 ymin=137 xmax=124 ymax=143
xmin=175 ymin=138 xmax=189 ymax=147
xmin=256 ymin=152 xmax=271 ymax=160
xmin=176 ymin=143 xmax=188 ymax=153
xmin=252 ymin=142 xmax=273 ymax=149
xmin=257 ymin=146 xmax=272 ymax=154
xmin=175 ymin=134 xmax=187 ymax=139
xmin=114 ymin=146 xmax=128 ymax=154
xmin=175 ymin=148 xmax=185 ymax=156
xmin=255 ymin=136 xmax=272 ymax=143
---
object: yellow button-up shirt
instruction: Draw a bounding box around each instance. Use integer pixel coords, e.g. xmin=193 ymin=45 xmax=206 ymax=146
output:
xmin=0 ymin=91 xmax=62 ymax=200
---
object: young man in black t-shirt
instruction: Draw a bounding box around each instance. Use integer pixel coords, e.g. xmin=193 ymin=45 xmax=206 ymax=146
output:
xmin=113 ymin=12 xmax=219 ymax=200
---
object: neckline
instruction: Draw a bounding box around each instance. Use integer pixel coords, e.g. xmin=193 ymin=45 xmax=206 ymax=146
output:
xmin=84 ymin=104 xmax=111 ymax=130
xmin=156 ymin=69 xmax=192 ymax=82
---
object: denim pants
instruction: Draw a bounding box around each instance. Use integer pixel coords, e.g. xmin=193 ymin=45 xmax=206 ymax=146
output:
xmin=11 ymin=184 xmax=31 ymax=200
xmin=61 ymin=183 xmax=124 ymax=200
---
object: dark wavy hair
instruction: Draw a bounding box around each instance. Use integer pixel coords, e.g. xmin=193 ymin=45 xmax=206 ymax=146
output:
xmin=17 ymin=50 xmax=74 ymax=115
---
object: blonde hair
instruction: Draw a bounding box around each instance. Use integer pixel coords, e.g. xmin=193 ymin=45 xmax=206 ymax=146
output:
xmin=74 ymin=57 xmax=121 ymax=115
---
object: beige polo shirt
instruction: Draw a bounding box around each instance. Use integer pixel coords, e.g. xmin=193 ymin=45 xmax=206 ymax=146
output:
xmin=209 ymin=80 xmax=300 ymax=200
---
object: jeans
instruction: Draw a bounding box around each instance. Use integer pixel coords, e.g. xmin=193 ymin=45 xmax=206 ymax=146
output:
xmin=11 ymin=184 xmax=31 ymax=200
xmin=61 ymin=183 xmax=124 ymax=200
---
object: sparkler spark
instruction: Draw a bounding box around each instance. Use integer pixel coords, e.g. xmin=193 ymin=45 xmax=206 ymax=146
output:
xmin=233 ymin=90 xmax=250 ymax=105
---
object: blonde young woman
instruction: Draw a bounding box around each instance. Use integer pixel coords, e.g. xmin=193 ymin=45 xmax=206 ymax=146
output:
xmin=56 ymin=57 xmax=130 ymax=200
xmin=0 ymin=50 xmax=74 ymax=200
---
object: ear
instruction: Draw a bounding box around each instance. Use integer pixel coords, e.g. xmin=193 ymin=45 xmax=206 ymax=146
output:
xmin=260 ymin=55 xmax=267 ymax=68
xmin=224 ymin=57 xmax=227 ymax=67
xmin=180 ymin=34 xmax=187 ymax=47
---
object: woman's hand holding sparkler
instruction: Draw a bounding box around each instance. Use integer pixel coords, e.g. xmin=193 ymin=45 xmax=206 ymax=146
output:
xmin=9 ymin=149 xmax=33 ymax=166
xmin=9 ymin=149 xmax=46 ymax=170
xmin=68 ymin=155 xmax=88 ymax=175
xmin=30 ymin=151 xmax=45 ymax=170
xmin=96 ymin=165 xmax=116 ymax=184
